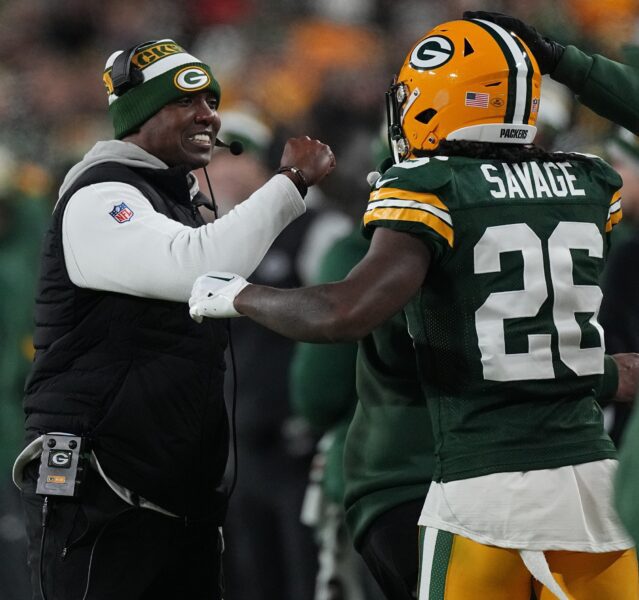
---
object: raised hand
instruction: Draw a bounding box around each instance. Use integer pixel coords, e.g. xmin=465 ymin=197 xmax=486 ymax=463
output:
xmin=279 ymin=136 xmax=336 ymax=187
xmin=463 ymin=11 xmax=565 ymax=75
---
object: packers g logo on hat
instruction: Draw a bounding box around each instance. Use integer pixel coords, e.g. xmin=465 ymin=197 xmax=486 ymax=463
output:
xmin=105 ymin=38 xmax=221 ymax=139
xmin=174 ymin=66 xmax=211 ymax=92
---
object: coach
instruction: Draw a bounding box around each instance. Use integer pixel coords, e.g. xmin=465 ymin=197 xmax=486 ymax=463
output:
xmin=13 ymin=38 xmax=334 ymax=599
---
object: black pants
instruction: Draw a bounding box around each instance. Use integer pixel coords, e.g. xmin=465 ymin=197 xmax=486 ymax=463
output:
xmin=358 ymin=499 xmax=424 ymax=600
xmin=21 ymin=462 xmax=223 ymax=600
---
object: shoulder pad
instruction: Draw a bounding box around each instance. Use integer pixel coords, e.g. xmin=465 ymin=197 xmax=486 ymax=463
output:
xmin=588 ymin=154 xmax=623 ymax=189
xmin=554 ymin=151 xmax=622 ymax=189
xmin=371 ymin=156 xmax=453 ymax=193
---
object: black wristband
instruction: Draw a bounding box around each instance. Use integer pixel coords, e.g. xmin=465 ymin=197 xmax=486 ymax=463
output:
xmin=277 ymin=166 xmax=308 ymax=198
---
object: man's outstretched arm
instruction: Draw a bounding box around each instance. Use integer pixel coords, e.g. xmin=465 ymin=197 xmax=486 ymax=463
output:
xmin=190 ymin=228 xmax=431 ymax=343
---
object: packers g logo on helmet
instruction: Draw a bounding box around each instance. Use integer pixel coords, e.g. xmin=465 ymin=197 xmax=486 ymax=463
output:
xmin=410 ymin=36 xmax=454 ymax=69
xmin=387 ymin=19 xmax=542 ymax=162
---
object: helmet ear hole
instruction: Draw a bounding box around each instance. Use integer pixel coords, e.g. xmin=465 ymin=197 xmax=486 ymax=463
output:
xmin=464 ymin=39 xmax=474 ymax=56
xmin=415 ymin=109 xmax=437 ymax=124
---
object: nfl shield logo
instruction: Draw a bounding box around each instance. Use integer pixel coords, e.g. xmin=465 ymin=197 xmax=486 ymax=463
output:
xmin=109 ymin=203 xmax=134 ymax=223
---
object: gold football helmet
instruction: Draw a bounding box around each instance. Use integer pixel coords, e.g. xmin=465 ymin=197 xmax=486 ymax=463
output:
xmin=387 ymin=19 xmax=542 ymax=162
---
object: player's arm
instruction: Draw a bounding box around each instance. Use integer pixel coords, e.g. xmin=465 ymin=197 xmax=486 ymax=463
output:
xmin=63 ymin=137 xmax=335 ymax=303
xmin=63 ymin=177 xmax=306 ymax=302
xmin=191 ymin=228 xmax=431 ymax=343
xmin=552 ymin=47 xmax=639 ymax=133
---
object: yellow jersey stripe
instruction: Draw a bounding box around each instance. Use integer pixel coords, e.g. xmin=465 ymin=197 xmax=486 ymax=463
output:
xmin=367 ymin=198 xmax=452 ymax=226
xmin=369 ymin=187 xmax=449 ymax=211
xmin=606 ymin=207 xmax=623 ymax=232
xmin=606 ymin=190 xmax=623 ymax=232
xmin=609 ymin=190 xmax=622 ymax=206
xmin=363 ymin=206 xmax=454 ymax=246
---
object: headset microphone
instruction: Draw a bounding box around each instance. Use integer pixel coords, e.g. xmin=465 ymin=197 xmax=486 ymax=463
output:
xmin=214 ymin=138 xmax=244 ymax=156
xmin=203 ymin=139 xmax=242 ymax=219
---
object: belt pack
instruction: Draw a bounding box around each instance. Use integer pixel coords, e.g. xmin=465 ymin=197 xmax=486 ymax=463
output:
xmin=35 ymin=433 xmax=89 ymax=497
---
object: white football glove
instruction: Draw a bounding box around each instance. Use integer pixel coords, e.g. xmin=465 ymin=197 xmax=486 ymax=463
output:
xmin=189 ymin=272 xmax=249 ymax=322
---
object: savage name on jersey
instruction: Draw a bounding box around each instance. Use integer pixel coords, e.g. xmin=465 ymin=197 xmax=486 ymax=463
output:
xmin=363 ymin=152 xmax=622 ymax=483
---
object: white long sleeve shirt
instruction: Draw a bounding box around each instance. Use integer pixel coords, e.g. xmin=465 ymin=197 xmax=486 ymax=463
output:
xmin=60 ymin=141 xmax=305 ymax=302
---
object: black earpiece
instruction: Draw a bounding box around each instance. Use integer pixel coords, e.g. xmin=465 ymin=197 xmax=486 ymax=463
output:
xmin=111 ymin=43 xmax=150 ymax=96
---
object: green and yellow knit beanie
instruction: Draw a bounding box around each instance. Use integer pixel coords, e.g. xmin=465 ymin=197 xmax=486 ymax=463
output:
xmin=102 ymin=39 xmax=221 ymax=139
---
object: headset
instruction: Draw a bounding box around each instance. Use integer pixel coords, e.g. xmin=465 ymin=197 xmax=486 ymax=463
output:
xmin=110 ymin=42 xmax=148 ymax=97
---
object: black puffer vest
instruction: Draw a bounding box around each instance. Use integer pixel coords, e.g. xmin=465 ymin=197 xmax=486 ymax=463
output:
xmin=24 ymin=162 xmax=229 ymax=519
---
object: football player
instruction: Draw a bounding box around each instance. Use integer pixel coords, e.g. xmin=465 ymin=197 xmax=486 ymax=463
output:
xmin=464 ymin=8 xmax=639 ymax=552
xmin=190 ymin=18 xmax=638 ymax=599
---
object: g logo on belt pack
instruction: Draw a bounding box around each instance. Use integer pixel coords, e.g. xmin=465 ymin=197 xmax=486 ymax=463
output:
xmin=410 ymin=36 xmax=454 ymax=70
xmin=48 ymin=450 xmax=73 ymax=468
xmin=174 ymin=66 xmax=211 ymax=92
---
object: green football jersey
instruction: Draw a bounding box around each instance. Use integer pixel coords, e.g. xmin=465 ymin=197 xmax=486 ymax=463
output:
xmin=363 ymin=152 xmax=623 ymax=482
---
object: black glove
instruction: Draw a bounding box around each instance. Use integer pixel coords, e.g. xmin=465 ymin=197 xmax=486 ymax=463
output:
xmin=463 ymin=11 xmax=565 ymax=75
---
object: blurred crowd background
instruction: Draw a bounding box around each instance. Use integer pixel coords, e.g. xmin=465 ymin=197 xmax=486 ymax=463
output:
xmin=2 ymin=0 xmax=639 ymax=598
